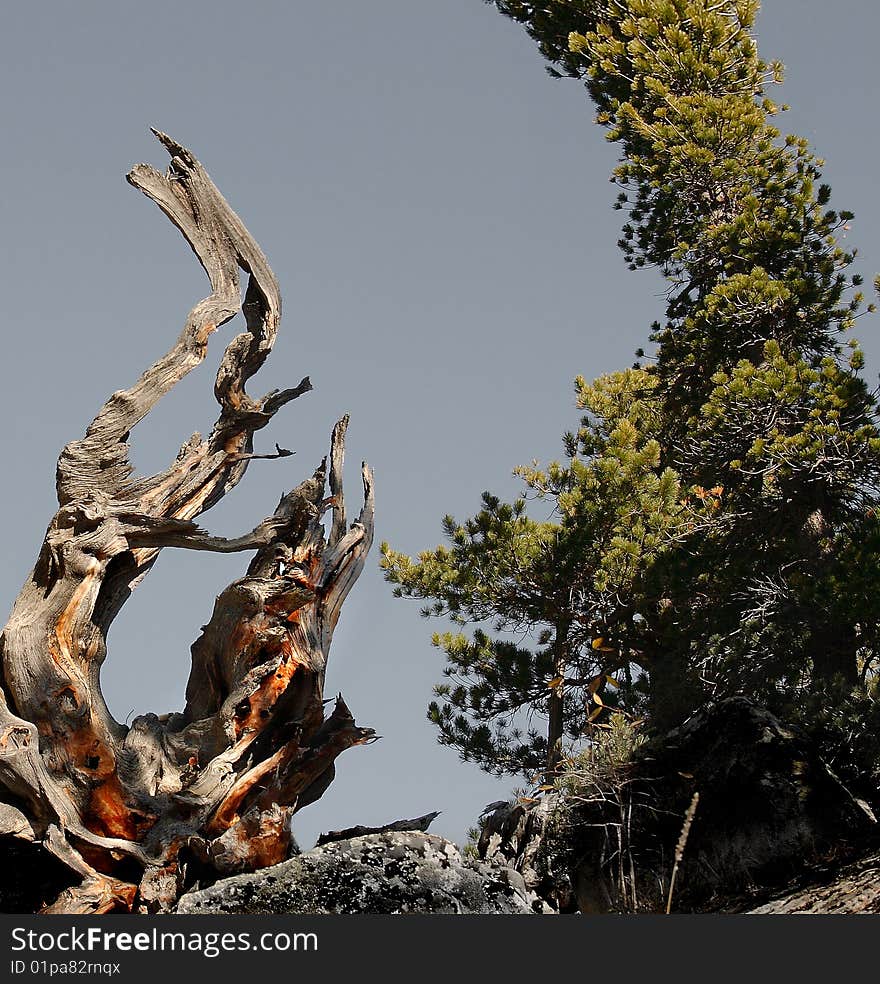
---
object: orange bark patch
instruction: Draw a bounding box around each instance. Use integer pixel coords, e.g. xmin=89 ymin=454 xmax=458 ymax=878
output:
xmin=85 ymin=774 xmax=145 ymax=841
xmin=207 ymin=741 xmax=298 ymax=834
xmin=46 ymin=582 xmax=145 ymax=844
xmin=53 ymin=557 xmax=100 ymax=673
xmin=196 ymin=321 xmax=217 ymax=346
xmin=232 ymin=648 xmax=301 ymax=739
xmin=41 ymin=875 xmax=138 ymax=915
xmin=228 ymin=619 xmax=259 ymax=659
xmin=213 ymin=810 xmax=292 ymax=871
xmin=224 ymin=386 xmax=244 ymax=410
xmin=223 ymin=432 xmax=247 ymax=456
xmin=264 ymin=591 xmax=313 ymax=622
xmin=289 ymin=572 xmax=315 ymax=592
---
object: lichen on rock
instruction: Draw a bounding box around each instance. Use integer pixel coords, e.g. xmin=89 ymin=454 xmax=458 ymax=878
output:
xmin=176 ymin=831 xmax=545 ymax=914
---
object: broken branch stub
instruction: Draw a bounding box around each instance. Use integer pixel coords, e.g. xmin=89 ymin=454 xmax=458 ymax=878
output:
xmin=0 ymin=132 xmax=375 ymax=913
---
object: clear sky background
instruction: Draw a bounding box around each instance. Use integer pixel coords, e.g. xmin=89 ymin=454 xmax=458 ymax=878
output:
xmin=1 ymin=1 xmax=879 ymax=850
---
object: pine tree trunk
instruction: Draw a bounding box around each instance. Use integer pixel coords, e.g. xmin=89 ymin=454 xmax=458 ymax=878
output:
xmin=0 ymin=133 xmax=376 ymax=913
xmin=545 ymin=620 xmax=569 ymax=785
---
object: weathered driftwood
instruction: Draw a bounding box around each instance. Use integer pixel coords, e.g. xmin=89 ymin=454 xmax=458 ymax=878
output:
xmin=0 ymin=131 xmax=375 ymax=913
xmin=315 ymin=811 xmax=442 ymax=847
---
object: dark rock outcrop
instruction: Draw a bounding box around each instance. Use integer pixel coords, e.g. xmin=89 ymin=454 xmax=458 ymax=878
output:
xmin=478 ymin=698 xmax=877 ymax=913
xmin=478 ymin=796 xmax=575 ymax=912
xmin=176 ymin=831 xmax=543 ymax=914
xmin=644 ymin=697 xmax=876 ymax=908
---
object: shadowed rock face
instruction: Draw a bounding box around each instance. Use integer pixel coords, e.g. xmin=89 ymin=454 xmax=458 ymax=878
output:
xmin=176 ymin=832 xmax=544 ymax=914
xmin=643 ymin=697 xmax=877 ymax=906
xmin=480 ymin=699 xmax=878 ymax=913
xmin=478 ymin=796 xmax=576 ymax=913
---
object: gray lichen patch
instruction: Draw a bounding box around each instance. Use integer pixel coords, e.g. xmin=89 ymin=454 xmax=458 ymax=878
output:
xmin=177 ymin=832 xmax=543 ymax=914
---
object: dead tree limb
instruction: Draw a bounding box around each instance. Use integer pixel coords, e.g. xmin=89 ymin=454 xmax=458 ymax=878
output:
xmin=0 ymin=131 xmax=375 ymax=913
xmin=316 ymin=811 xmax=442 ymax=847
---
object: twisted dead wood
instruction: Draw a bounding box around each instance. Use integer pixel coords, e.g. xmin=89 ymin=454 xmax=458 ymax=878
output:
xmin=0 ymin=132 xmax=375 ymax=913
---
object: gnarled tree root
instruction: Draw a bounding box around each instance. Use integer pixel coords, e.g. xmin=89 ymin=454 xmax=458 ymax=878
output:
xmin=0 ymin=132 xmax=375 ymax=913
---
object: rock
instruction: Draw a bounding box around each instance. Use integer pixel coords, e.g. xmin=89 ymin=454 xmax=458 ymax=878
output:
xmin=478 ymin=797 xmax=575 ymax=912
xmin=747 ymin=849 xmax=880 ymax=913
xmin=176 ymin=831 xmax=543 ymax=914
xmin=643 ymin=697 xmax=876 ymax=908
xmin=477 ymin=698 xmax=877 ymax=913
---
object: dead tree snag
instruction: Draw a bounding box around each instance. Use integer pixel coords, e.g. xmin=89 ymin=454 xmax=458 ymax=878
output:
xmin=0 ymin=131 xmax=376 ymax=913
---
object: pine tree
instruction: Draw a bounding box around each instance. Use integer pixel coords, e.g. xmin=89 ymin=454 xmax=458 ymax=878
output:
xmin=490 ymin=1 xmax=880 ymax=741
xmin=386 ymin=1 xmax=880 ymax=785
xmin=382 ymin=369 xmax=697 ymax=781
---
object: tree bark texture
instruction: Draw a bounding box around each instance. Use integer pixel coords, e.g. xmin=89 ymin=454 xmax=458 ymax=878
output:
xmin=0 ymin=131 xmax=376 ymax=913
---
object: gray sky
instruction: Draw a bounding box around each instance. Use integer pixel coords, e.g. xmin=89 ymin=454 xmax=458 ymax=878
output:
xmin=1 ymin=1 xmax=879 ymax=850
